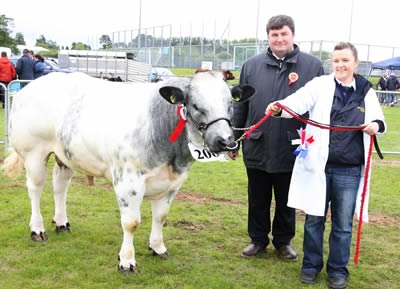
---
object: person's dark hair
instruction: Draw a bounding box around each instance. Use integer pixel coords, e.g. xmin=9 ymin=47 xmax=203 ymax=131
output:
xmin=334 ymin=42 xmax=358 ymax=62
xmin=266 ymin=15 xmax=295 ymax=34
xmin=34 ymin=54 xmax=45 ymax=62
xmin=1 ymin=51 xmax=7 ymax=57
xmin=23 ymin=48 xmax=29 ymax=54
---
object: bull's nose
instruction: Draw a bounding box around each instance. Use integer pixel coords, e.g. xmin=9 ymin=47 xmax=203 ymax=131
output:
xmin=215 ymin=136 xmax=237 ymax=151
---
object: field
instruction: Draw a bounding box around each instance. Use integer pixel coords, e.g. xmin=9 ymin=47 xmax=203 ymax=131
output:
xmin=0 ymin=73 xmax=399 ymax=289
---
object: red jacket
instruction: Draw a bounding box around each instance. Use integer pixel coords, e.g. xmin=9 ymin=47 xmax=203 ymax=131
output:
xmin=0 ymin=56 xmax=17 ymax=82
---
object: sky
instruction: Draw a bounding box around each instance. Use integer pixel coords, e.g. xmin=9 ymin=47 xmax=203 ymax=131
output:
xmin=3 ymin=0 xmax=400 ymax=61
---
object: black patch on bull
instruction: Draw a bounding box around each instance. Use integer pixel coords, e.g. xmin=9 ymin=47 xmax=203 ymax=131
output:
xmin=119 ymin=198 xmax=129 ymax=208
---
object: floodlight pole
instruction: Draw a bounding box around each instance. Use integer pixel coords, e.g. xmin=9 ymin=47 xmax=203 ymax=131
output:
xmin=138 ymin=0 xmax=142 ymax=48
xmin=348 ymin=0 xmax=354 ymax=41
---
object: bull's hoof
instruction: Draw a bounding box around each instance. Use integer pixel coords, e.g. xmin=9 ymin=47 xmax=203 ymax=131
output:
xmin=149 ymin=247 xmax=169 ymax=259
xmin=118 ymin=264 xmax=137 ymax=274
xmin=31 ymin=231 xmax=48 ymax=242
xmin=55 ymin=222 xmax=71 ymax=233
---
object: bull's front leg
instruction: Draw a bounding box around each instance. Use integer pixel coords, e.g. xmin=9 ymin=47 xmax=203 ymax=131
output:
xmin=149 ymin=189 xmax=178 ymax=259
xmin=113 ymin=166 xmax=145 ymax=274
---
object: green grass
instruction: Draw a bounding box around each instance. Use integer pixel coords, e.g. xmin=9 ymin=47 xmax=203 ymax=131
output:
xmin=0 ymin=86 xmax=399 ymax=289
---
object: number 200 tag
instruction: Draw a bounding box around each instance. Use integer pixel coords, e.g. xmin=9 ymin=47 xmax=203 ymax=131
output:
xmin=188 ymin=142 xmax=228 ymax=162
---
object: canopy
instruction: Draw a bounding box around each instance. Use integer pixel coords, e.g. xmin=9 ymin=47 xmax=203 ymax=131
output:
xmin=371 ymin=56 xmax=400 ymax=70
xmin=17 ymin=45 xmax=49 ymax=55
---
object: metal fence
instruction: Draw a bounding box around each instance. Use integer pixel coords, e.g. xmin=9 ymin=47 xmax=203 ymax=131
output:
xmin=109 ymin=27 xmax=400 ymax=70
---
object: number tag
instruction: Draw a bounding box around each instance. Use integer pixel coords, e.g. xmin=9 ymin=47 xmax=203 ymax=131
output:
xmin=188 ymin=142 xmax=228 ymax=162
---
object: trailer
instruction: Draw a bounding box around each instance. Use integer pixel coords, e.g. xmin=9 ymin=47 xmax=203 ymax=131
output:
xmin=58 ymin=50 xmax=151 ymax=82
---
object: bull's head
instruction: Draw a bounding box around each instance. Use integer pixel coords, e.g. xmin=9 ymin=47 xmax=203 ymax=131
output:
xmin=159 ymin=72 xmax=255 ymax=153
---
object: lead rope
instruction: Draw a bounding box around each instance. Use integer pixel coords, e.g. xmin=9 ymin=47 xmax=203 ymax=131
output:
xmin=241 ymin=102 xmax=377 ymax=265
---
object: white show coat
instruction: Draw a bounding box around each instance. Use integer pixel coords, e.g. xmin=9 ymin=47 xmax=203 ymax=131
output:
xmin=279 ymin=74 xmax=386 ymax=222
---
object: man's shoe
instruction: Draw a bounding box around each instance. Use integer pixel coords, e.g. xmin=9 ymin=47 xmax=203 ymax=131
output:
xmin=328 ymin=276 xmax=347 ymax=289
xmin=240 ymin=243 xmax=266 ymax=257
xmin=277 ymin=245 xmax=298 ymax=261
xmin=300 ymin=271 xmax=318 ymax=284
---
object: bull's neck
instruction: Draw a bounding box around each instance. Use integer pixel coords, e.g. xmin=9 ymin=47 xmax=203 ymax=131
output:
xmin=147 ymin=97 xmax=194 ymax=173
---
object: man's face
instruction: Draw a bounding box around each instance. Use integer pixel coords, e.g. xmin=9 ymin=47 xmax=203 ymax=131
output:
xmin=268 ymin=25 xmax=294 ymax=58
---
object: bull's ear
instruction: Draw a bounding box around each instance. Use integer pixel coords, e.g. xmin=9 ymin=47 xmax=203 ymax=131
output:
xmin=231 ymin=85 xmax=255 ymax=102
xmin=159 ymin=86 xmax=185 ymax=104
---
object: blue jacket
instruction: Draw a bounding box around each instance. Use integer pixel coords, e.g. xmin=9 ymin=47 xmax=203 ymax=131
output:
xmin=34 ymin=61 xmax=47 ymax=79
xmin=16 ymin=55 xmax=35 ymax=80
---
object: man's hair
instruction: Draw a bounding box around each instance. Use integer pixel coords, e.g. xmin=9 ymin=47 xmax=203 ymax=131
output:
xmin=1 ymin=51 xmax=7 ymax=57
xmin=266 ymin=15 xmax=295 ymax=34
xmin=23 ymin=48 xmax=29 ymax=54
xmin=334 ymin=42 xmax=358 ymax=62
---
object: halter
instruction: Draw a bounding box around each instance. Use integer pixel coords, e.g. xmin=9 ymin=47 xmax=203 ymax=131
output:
xmin=187 ymin=112 xmax=232 ymax=135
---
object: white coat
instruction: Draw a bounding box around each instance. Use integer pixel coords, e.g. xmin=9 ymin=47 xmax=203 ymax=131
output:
xmin=279 ymin=73 xmax=386 ymax=222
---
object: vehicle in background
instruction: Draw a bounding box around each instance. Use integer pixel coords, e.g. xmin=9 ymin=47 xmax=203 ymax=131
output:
xmin=58 ymin=50 xmax=151 ymax=82
xmin=149 ymin=67 xmax=175 ymax=82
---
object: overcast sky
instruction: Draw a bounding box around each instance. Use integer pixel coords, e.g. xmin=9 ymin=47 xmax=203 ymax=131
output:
xmin=3 ymin=0 xmax=400 ymax=60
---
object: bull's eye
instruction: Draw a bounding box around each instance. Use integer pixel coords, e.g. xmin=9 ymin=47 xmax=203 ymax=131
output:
xmin=192 ymin=104 xmax=206 ymax=115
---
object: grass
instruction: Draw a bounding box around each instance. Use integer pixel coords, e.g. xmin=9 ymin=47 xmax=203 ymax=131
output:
xmin=0 ymin=81 xmax=399 ymax=289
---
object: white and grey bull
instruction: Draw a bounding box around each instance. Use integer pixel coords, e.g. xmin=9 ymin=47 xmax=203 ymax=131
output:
xmin=2 ymin=71 xmax=254 ymax=273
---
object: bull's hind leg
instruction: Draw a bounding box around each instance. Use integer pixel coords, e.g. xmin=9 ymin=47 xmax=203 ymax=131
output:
xmin=113 ymin=166 xmax=145 ymax=274
xmin=24 ymin=151 xmax=49 ymax=241
xmin=149 ymin=190 xmax=177 ymax=259
xmin=52 ymin=159 xmax=74 ymax=233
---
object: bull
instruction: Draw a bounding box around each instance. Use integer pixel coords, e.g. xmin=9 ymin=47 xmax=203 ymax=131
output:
xmin=2 ymin=71 xmax=254 ymax=273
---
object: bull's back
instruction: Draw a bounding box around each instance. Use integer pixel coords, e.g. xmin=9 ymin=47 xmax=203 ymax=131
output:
xmin=9 ymin=73 xmax=82 ymax=151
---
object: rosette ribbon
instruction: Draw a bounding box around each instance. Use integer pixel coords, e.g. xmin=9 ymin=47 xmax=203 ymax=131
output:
xmin=292 ymin=127 xmax=314 ymax=158
xmin=169 ymin=104 xmax=187 ymax=142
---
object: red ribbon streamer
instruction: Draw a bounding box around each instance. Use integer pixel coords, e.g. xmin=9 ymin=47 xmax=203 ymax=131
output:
xmin=169 ymin=105 xmax=187 ymax=142
xmin=354 ymin=133 xmax=374 ymax=265
xmin=244 ymin=102 xmax=375 ymax=265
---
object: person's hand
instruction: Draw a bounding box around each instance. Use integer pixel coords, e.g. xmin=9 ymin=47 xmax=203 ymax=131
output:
xmin=227 ymin=150 xmax=239 ymax=160
xmin=361 ymin=122 xmax=379 ymax=135
xmin=265 ymin=101 xmax=281 ymax=115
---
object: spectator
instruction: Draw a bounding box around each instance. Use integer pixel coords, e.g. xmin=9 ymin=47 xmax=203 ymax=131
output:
xmin=376 ymin=72 xmax=388 ymax=104
xmin=16 ymin=48 xmax=35 ymax=88
xmin=231 ymin=15 xmax=323 ymax=261
xmin=34 ymin=54 xmax=47 ymax=79
xmin=266 ymin=42 xmax=386 ymax=289
xmin=385 ymin=72 xmax=399 ymax=107
xmin=0 ymin=51 xmax=16 ymax=108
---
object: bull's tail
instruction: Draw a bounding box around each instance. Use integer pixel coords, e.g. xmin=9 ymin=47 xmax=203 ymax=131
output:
xmin=1 ymin=148 xmax=24 ymax=178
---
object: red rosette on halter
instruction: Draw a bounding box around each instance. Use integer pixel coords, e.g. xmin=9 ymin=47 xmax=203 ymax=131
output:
xmin=169 ymin=104 xmax=187 ymax=142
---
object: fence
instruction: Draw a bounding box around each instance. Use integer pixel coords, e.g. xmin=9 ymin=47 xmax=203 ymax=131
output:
xmin=108 ymin=27 xmax=400 ymax=70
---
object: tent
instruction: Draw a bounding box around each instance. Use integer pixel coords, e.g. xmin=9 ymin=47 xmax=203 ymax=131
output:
xmin=371 ymin=56 xmax=400 ymax=70
xmin=16 ymin=45 xmax=48 ymax=56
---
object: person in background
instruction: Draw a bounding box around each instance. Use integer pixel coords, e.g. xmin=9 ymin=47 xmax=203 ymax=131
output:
xmin=34 ymin=54 xmax=47 ymax=79
xmin=376 ymin=71 xmax=388 ymax=104
xmin=16 ymin=48 xmax=35 ymax=88
xmin=266 ymin=42 xmax=386 ymax=289
xmin=0 ymin=51 xmax=17 ymax=108
xmin=385 ymin=72 xmax=399 ymax=107
xmin=231 ymin=15 xmax=323 ymax=261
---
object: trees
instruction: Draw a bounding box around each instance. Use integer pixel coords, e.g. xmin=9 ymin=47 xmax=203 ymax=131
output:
xmin=99 ymin=35 xmax=112 ymax=49
xmin=35 ymin=35 xmax=59 ymax=50
xmin=0 ymin=14 xmax=18 ymax=54
xmin=71 ymin=42 xmax=91 ymax=50
xmin=15 ymin=32 xmax=25 ymax=45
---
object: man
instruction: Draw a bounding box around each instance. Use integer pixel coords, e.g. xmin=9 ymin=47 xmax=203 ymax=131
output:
xmin=16 ymin=48 xmax=35 ymax=88
xmin=232 ymin=15 xmax=324 ymax=260
xmin=385 ymin=72 xmax=399 ymax=107
xmin=0 ymin=51 xmax=16 ymax=108
xmin=376 ymin=72 xmax=388 ymax=104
